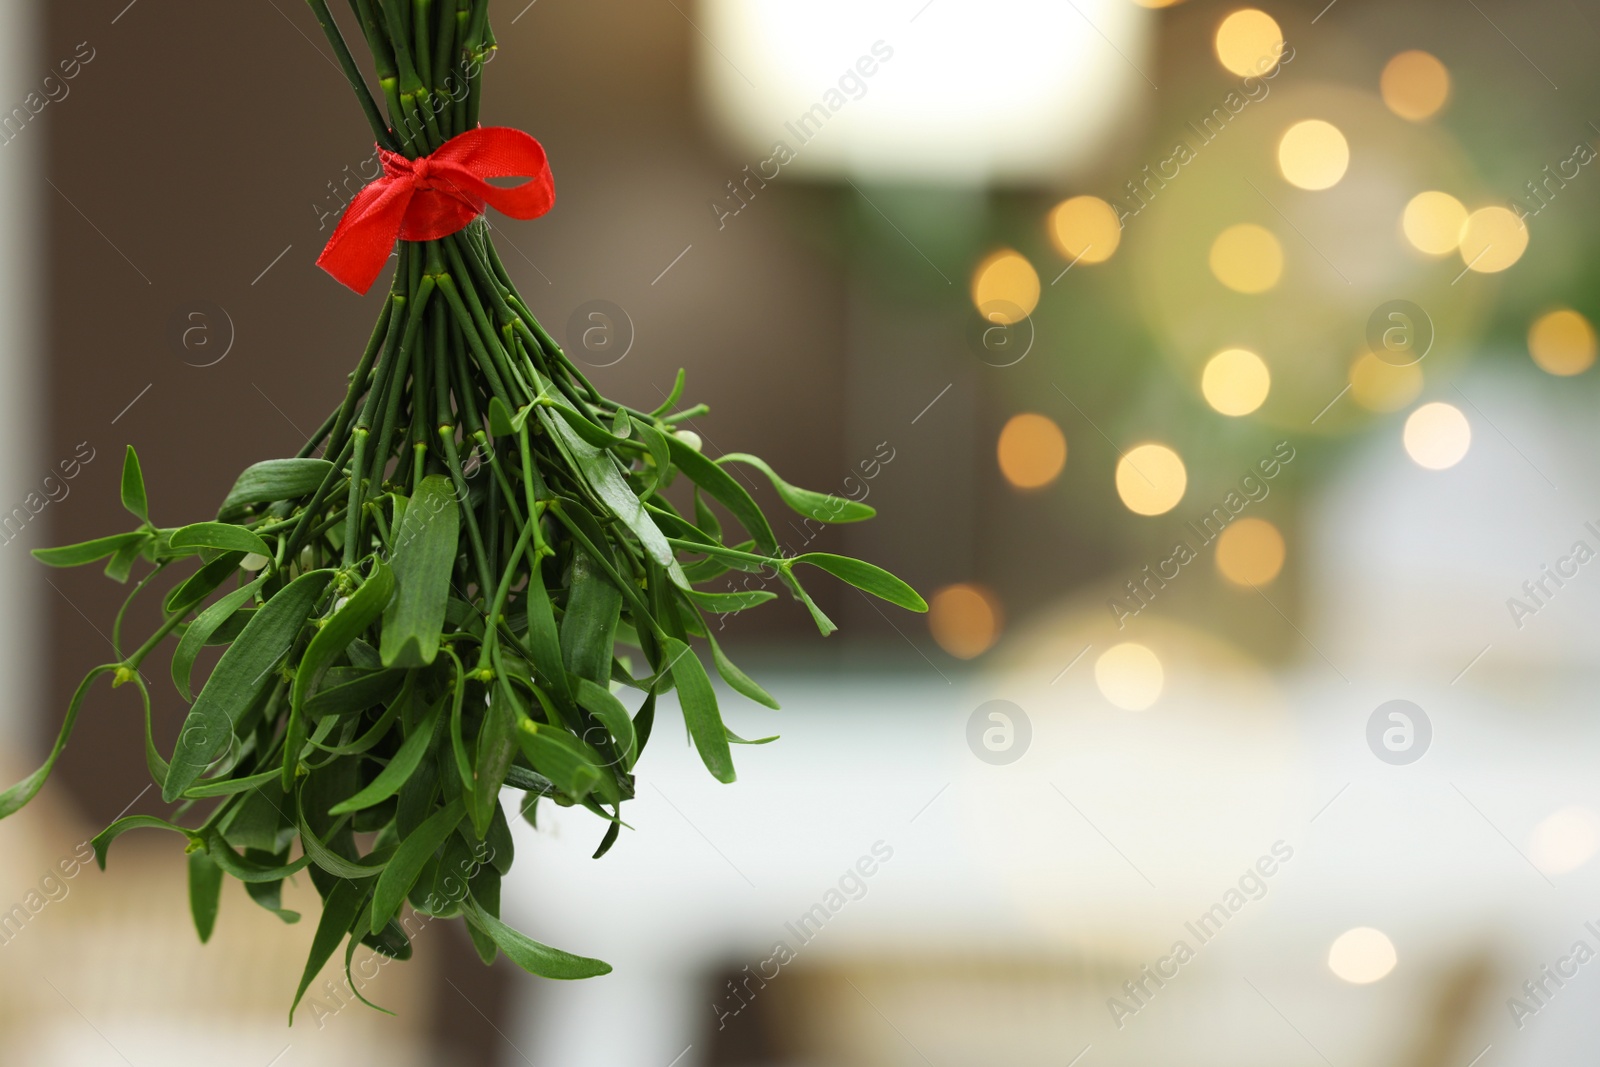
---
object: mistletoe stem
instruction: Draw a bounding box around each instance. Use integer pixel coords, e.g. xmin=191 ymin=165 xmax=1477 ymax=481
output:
xmin=477 ymin=522 xmax=532 ymax=670
xmin=123 ymin=604 xmax=196 ymax=673
xmin=306 ymin=0 xmax=398 ymax=152
xmin=112 ymin=561 xmax=169 ymax=660
xmin=412 ymin=0 xmax=436 ymax=99
xmin=319 ymin=289 xmax=396 ymax=460
xmin=295 ymin=406 xmax=341 ymax=461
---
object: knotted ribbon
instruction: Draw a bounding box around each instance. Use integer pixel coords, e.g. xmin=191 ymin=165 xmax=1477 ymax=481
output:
xmin=317 ymin=126 xmax=555 ymax=295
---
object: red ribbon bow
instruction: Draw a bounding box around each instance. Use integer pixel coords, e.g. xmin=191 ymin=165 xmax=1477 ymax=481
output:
xmin=317 ymin=126 xmax=555 ymax=295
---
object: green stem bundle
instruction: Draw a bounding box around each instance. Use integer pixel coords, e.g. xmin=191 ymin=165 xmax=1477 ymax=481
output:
xmin=1 ymin=0 xmax=923 ymax=1015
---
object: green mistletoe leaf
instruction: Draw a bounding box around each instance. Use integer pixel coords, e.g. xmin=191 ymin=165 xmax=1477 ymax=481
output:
xmin=663 ymin=637 xmax=735 ymax=783
xmin=164 ymin=551 xmax=247 ymax=614
xmin=163 ymin=569 xmax=333 ymax=801
xmin=170 ymin=521 xmax=272 ymax=559
xmin=560 ymin=543 xmax=622 ymax=687
xmin=789 ymin=553 xmax=929 ymax=613
xmin=218 ymin=458 xmax=335 ymax=517
xmin=187 ymin=850 xmax=224 ymax=943
xmin=171 ymin=574 xmax=267 ymax=700
xmin=664 ymin=434 xmax=778 ymax=553
xmin=708 ymin=632 xmax=780 ymax=710
xmin=514 ymin=719 xmax=613 ymax=804
xmin=471 ymin=686 xmax=520 ymax=838
xmin=120 ymin=445 xmax=148 ymax=523
xmin=541 ymin=407 xmax=673 ymax=566
xmin=286 ymin=561 xmax=395 ymax=789
xmin=289 ymin=876 xmax=368 ymax=1024
xmin=31 ymin=531 xmax=146 ymax=569
xmin=372 ymin=797 xmax=464 ymax=934
xmin=329 ymin=699 xmax=442 ymax=816
xmin=461 ymin=898 xmax=612 ymax=980
xmin=717 ymin=453 xmax=876 ymax=523
xmin=380 ymin=474 xmax=458 ymax=668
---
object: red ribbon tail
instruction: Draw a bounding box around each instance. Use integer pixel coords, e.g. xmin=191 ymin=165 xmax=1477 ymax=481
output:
xmin=316 ymin=180 xmax=415 ymax=295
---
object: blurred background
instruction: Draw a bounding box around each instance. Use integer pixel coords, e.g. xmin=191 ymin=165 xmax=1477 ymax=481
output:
xmin=5 ymin=0 xmax=1600 ymax=1062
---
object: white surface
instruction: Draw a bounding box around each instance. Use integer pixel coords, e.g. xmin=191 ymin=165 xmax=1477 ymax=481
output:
xmin=503 ymin=662 xmax=1600 ymax=1066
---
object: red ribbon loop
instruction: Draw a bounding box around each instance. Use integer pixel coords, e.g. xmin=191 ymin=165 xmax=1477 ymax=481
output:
xmin=317 ymin=127 xmax=555 ymax=295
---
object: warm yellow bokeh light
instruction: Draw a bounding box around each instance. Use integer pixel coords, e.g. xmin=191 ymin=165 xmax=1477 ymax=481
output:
xmin=1215 ymin=517 xmax=1286 ymax=586
xmin=1209 ymin=224 xmax=1283 ymax=294
xmin=1201 ymin=348 xmax=1271 ymax=416
xmin=1328 ymin=928 xmax=1398 ymax=984
xmin=1459 ymin=206 xmax=1528 ymax=273
xmin=1529 ymin=806 xmax=1600 ymax=875
xmin=1048 ymin=195 xmax=1122 ymax=265
xmin=1403 ymin=402 xmax=1470 ymax=470
xmin=1277 ymin=120 xmax=1349 ymax=191
xmin=1401 ymin=191 xmax=1467 ymax=255
xmin=1214 ymin=10 xmax=1283 ymax=77
xmin=1381 ymin=50 xmax=1450 ymax=121
xmin=928 ymin=584 xmax=1002 ymax=659
xmin=1094 ymin=643 xmax=1164 ymax=711
xmin=1349 ymin=352 xmax=1424 ymax=413
xmin=997 ymin=413 xmax=1067 ymax=489
xmin=971 ymin=249 xmax=1041 ymax=326
xmin=1528 ymin=309 xmax=1597 ymax=376
xmin=1116 ymin=444 xmax=1187 ymax=516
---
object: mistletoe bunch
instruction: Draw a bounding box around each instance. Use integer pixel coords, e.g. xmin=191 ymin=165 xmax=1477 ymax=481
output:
xmin=2 ymin=0 xmax=923 ymax=1018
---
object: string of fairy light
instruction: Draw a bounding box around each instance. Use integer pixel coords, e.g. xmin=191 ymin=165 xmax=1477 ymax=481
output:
xmin=925 ymin=7 xmax=1596 ymax=716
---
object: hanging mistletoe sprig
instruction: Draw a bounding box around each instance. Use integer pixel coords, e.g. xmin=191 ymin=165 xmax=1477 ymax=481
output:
xmin=2 ymin=0 xmax=924 ymax=1018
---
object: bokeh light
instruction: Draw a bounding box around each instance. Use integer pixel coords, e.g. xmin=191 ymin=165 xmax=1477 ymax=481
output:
xmin=1201 ymin=348 xmax=1271 ymax=416
xmin=1328 ymin=928 xmax=1398 ymax=984
xmin=1214 ymin=10 xmax=1283 ymax=77
xmin=971 ymin=249 xmax=1041 ymax=325
xmin=1129 ymin=0 xmax=1186 ymax=7
xmin=1528 ymin=308 xmax=1597 ymax=376
xmin=1094 ymin=643 xmax=1164 ymax=711
xmin=1349 ymin=351 xmax=1424 ymax=413
xmin=1277 ymin=120 xmax=1349 ymax=191
xmin=1048 ymin=195 xmax=1121 ymax=265
xmin=1116 ymin=444 xmax=1187 ymax=516
xmin=997 ymin=413 xmax=1067 ymax=489
xmin=1381 ymin=50 xmax=1450 ymax=121
xmin=1458 ymin=206 xmax=1528 ymax=273
xmin=928 ymin=583 xmax=1003 ymax=659
xmin=1529 ymin=806 xmax=1600 ymax=875
xmin=1215 ymin=517 xmax=1286 ymax=586
xmin=1401 ymin=191 xmax=1467 ymax=255
xmin=1209 ymin=224 xmax=1283 ymax=293
xmin=1403 ymin=402 xmax=1470 ymax=470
